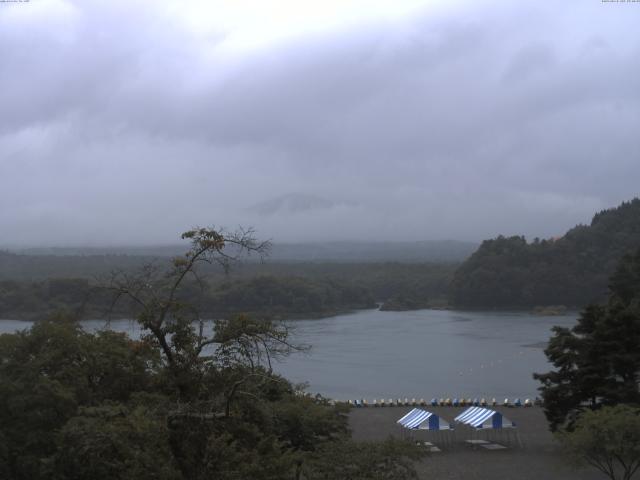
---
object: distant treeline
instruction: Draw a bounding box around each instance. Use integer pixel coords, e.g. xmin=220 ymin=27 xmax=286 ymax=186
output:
xmin=450 ymin=198 xmax=640 ymax=308
xmin=0 ymin=262 xmax=457 ymax=320
xmin=0 ymin=251 xmax=153 ymax=281
xmin=0 ymin=242 xmax=464 ymax=320
xmin=4 ymin=239 xmax=476 ymax=268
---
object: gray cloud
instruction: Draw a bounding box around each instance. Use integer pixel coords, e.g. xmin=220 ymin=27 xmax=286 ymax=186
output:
xmin=0 ymin=0 xmax=639 ymax=246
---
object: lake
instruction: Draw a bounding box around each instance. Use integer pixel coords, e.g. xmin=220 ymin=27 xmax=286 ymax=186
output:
xmin=0 ymin=309 xmax=577 ymax=401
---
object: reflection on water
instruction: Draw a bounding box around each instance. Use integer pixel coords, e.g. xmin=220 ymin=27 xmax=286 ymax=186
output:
xmin=0 ymin=309 xmax=577 ymax=401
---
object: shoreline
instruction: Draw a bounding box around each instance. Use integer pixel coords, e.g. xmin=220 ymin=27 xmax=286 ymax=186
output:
xmin=0 ymin=304 xmax=582 ymax=323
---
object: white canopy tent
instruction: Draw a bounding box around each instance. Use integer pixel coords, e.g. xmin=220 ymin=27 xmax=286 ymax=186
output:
xmin=397 ymin=408 xmax=453 ymax=431
xmin=454 ymin=406 xmax=521 ymax=447
xmin=397 ymin=408 xmax=454 ymax=448
xmin=454 ymin=406 xmax=516 ymax=429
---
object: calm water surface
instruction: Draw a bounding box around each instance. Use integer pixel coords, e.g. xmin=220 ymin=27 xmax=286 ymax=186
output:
xmin=0 ymin=309 xmax=577 ymax=401
xmin=275 ymin=309 xmax=577 ymax=400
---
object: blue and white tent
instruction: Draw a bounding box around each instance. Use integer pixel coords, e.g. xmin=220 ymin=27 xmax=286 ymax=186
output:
xmin=397 ymin=408 xmax=452 ymax=431
xmin=454 ymin=406 xmax=516 ymax=429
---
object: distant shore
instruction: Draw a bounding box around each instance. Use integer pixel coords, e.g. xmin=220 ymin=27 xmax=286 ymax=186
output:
xmin=0 ymin=304 xmax=580 ymax=325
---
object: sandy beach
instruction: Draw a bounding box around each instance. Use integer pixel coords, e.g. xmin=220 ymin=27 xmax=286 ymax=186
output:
xmin=349 ymin=406 xmax=603 ymax=480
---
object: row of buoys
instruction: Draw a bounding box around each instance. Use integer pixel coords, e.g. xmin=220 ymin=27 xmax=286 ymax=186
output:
xmin=431 ymin=398 xmax=533 ymax=407
xmin=345 ymin=397 xmax=540 ymax=407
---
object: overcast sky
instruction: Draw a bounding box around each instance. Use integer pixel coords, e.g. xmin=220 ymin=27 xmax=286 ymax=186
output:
xmin=1 ymin=0 xmax=639 ymax=246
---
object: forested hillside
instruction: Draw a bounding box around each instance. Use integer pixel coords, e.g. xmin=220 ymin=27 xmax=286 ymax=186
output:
xmin=450 ymin=198 xmax=640 ymax=308
xmin=0 ymin=263 xmax=456 ymax=320
xmin=0 ymin=275 xmax=376 ymax=321
xmin=0 ymin=250 xmax=152 ymax=281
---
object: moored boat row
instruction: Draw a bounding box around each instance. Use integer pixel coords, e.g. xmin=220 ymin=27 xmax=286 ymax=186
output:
xmin=341 ymin=397 xmax=541 ymax=407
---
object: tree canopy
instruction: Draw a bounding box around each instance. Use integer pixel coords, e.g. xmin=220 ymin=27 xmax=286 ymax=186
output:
xmin=534 ymin=247 xmax=640 ymax=431
xmin=0 ymin=227 xmax=425 ymax=479
xmin=451 ymin=198 xmax=640 ymax=308
xmin=557 ymin=405 xmax=640 ymax=480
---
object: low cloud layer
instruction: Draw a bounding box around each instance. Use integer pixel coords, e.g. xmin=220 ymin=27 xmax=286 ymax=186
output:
xmin=1 ymin=0 xmax=639 ymax=246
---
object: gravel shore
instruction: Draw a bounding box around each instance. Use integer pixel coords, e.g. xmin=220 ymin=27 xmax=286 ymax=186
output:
xmin=349 ymin=406 xmax=603 ymax=480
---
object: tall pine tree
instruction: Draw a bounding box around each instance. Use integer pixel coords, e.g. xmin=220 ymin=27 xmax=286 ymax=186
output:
xmin=534 ymin=248 xmax=640 ymax=431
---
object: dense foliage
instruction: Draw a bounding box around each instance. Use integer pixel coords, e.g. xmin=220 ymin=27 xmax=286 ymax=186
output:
xmin=0 ymin=278 xmax=94 ymax=320
xmin=206 ymin=275 xmax=376 ymax=318
xmin=534 ymin=248 xmax=640 ymax=431
xmin=0 ymin=250 xmax=153 ymax=281
xmin=0 ymin=275 xmax=375 ymax=321
xmin=0 ymin=318 xmax=348 ymax=479
xmin=451 ymin=198 xmax=640 ymax=308
xmin=0 ymin=228 xmax=425 ymax=479
xmin=0 ymin=239 xmax=474 ymax=278
xmin=557 ymin=405 xmax=640 ymax=480
xmin=0 ymin=263 xmax=455 ymax=320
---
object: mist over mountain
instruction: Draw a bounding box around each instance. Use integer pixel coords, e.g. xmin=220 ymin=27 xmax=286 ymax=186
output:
xmin=10 ymin=239 xmax=476 ymax=264
xmin=267 ymin=240 xmax=476 ymax=263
